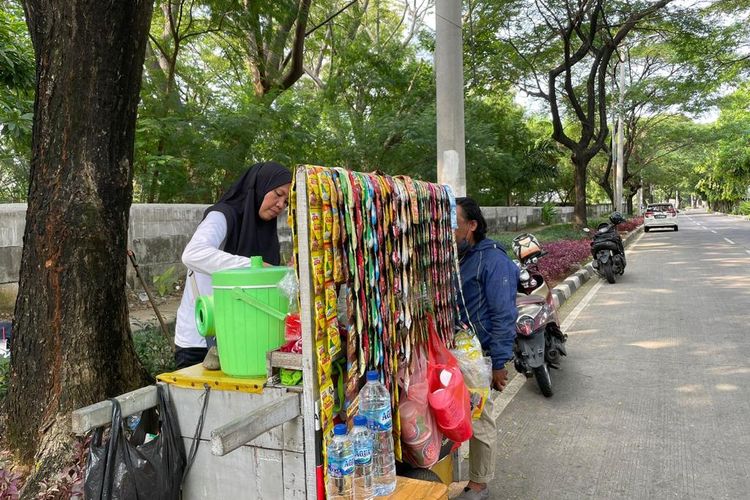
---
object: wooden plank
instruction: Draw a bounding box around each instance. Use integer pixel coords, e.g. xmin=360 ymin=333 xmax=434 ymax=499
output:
xmin=268 ymin=350 xmax=303 ymax=370
xmin=210 ymin=392 xmax=300 ymax=456
xmin=390 ymin=476 xmax=449 ymax=500
xmin=71 ymin=385 xmax=158 ymax=435
xmin=295 ymin=166 xmax=321 ymax=500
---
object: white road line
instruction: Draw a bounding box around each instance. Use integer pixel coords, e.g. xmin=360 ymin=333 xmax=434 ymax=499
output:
xmin=746 ymin=250 xmax=750 ymax=255
xmin=562 ymin=280 xmax=604 ymax=331
xmin=711 ymin=230 xmax=717 ymax=234
xmin=725 ymin=238 xmax=735 ymax=245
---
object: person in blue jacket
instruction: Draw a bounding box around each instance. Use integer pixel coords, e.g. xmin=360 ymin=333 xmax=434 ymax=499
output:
xmin=454 ymin=197 xmax=519 ymax=500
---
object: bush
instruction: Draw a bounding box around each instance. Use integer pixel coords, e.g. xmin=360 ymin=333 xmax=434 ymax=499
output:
xmin=133 ymin=328 xmax=175 ymax=378
xmin=738 ymin=201 xmax=750 ymax=216
xmin=541 ymin=202 xmax=557 ymax=225
xmin=0 ymin=450 xmax=23 ymax=499
xmin=0 ymin=356 xmax=9 ymax=403
xmin=618 ymin=216 xmax=643 ymax=233
xmin=536 ymin=239 xmax=592 ymax=284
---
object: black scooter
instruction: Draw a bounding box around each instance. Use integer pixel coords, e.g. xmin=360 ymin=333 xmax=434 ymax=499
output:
xmin=586 ymin=212 xmax=627 ymax=284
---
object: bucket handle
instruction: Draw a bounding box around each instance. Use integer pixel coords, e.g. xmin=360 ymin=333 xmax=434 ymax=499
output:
xmin=231 ymin=288 xmax=287 ymax=321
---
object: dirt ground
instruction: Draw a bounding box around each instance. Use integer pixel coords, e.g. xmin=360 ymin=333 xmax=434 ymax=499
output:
xmin=0 ymin=280 xmax=184 ymax=331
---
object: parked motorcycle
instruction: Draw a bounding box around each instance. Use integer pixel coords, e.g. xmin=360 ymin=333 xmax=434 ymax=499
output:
xmin=586 ymin=212 xmax=627 ymax=284
xmin=511 ymin=234 xmax=568 ymax=397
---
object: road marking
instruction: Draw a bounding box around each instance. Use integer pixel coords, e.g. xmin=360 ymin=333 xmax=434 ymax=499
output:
xmin=711 ymin=230 xmax=717 ymax=234
xmin=499 ymin=272 xmax=605 ymax=414
xmin=492 ymin=372 xmax=526 ymax=418
xmin=725 ymin=238 xmax=735 ymax=245
xmin=562 ymin=280 xmax=604 ymax=331
xmin=746 ymin=250 xmax=750 ymax=255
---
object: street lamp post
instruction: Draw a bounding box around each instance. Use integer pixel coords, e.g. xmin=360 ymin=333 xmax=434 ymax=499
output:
xmin=435 ymin=0 xmax=466 ymax=196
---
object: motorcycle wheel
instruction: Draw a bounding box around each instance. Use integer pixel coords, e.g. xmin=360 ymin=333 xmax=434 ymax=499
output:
xmin=602 ymin=259 xmax=616 ymax=284
xmin=533 ymin=363 xmax=553 ymax=397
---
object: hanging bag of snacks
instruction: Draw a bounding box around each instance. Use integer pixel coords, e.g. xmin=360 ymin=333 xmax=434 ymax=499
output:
xmin=399 ymin=353 xmax=443 ymax=468
xmin=426 ymin=314 xmax=473 ymax=443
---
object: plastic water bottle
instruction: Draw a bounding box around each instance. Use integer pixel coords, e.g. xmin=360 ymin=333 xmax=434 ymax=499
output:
xmin=350 ymin=415 xmax=374 ymax=500
xmin=359 ymin=370 xmax=397 ymax=496
xmin=327 ymin=423 xmax=355 ymax=500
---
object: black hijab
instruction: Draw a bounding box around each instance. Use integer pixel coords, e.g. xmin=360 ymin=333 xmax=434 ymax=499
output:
xmin=205 ymin=162 xmax=292 ymax=265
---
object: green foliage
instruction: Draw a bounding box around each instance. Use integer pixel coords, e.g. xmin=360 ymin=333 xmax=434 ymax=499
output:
xmin=0 ymin=1 xmax=34 ymax=202
xmin=0 ymin=355 xmax=9 ymax=402
xmin=737 ymin=201 xmax=750 ymax=216
xmin=152 ymin=266 xmax=177 ymax=297
xmin=133 ymin=328 xmax=175 ymax=378
xmin=541 ymin=202 xmax=557 ymax=225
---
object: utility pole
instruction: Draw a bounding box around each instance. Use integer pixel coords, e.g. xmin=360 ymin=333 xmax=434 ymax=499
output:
xmin=616 ymin=56 xmax=625 ymax=214
xmin=435 ymin=0 xmax=466 ymax=196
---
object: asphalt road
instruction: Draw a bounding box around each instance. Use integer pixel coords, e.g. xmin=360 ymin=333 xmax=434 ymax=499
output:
xmin=486 ymin=209 xmax=750 ymax=500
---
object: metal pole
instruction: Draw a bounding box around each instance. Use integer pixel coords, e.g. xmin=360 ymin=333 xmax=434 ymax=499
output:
xmin=616 ymin=57 xmax=625 ymax=213
xmin=436 ymin=0 xmax=466 ymax=196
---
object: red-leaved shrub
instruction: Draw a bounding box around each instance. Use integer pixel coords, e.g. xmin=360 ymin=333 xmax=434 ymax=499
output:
xmin=536 ymin=239 xmax=592 ymax=285
xmin=618 ymin=216 xmax=643 ymax=233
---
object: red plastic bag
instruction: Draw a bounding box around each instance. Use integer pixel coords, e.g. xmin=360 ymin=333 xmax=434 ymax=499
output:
xmin=399 ymin=353 xmax=443 ymax=468
xmin=426 ymin=315 xmax=473 ymax=443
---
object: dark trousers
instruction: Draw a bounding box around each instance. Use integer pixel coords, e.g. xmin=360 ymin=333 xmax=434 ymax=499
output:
xmin=174 ymin=346 xmax=208 ymax=369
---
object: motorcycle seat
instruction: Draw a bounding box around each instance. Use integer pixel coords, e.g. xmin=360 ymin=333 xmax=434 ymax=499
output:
xmin=517 ymin=294 xmax=546 ymax=306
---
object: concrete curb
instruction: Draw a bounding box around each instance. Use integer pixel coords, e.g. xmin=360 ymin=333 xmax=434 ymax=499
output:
xmin=550 ymin=225 xmax=643 ymax=309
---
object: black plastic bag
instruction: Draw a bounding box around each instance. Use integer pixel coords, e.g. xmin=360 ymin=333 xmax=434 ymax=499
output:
xmin=84 ymin=384 xmax=186 ymax=500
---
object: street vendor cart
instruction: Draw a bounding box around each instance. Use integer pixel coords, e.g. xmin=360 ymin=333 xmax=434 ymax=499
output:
xmin=73 ymin=165 xmax=475 ymax=499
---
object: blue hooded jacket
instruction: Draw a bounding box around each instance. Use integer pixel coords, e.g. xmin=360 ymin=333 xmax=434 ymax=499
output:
xmin=457 ymin=238 xmax=519 ymax=370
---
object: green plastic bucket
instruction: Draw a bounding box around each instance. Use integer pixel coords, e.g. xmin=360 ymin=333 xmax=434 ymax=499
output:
xmin=195 ymin=256 xmax=291 ymax=378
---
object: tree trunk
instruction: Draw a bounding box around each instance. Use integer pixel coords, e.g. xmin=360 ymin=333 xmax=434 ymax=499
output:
xmin=8 ymin=0 xmax=153 ymax=494
xmin=572 ymin=154 xmax=588 ymax=227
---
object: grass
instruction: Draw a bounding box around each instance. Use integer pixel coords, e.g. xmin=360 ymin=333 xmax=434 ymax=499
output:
xmin=133 ymin=327 xmax=176 ymax=378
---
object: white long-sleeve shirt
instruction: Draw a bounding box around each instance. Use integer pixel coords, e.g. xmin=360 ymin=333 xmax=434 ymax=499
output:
xmin=174 ymin=211 xmax=251 ymax=349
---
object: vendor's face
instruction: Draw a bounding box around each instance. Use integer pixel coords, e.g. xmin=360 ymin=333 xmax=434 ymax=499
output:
xmin=455 ymin=206 xmax=477 ymax=244
xmin=259 ymin=183 xmax=291 ymax=221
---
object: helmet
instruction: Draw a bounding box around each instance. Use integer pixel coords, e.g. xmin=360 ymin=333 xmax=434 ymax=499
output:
xmin=609 ymin=211 xmax=625 ymax=225
xmin=512 ymin=233 xmax=543 ymax=262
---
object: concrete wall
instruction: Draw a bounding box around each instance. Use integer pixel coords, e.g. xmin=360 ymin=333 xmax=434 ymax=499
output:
xmin=0 ymin=202 xmax=609 ymax=291
xmin=481 ymin=204 xmax=612 ymax=233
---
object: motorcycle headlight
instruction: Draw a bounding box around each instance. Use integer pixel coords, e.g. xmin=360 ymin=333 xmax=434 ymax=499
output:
xmin=516 ymin=315 xmax=535 ymax=336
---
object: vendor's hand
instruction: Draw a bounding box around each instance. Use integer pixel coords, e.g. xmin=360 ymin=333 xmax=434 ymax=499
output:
xmin=492 ymin=368 xmax=509 ymax=392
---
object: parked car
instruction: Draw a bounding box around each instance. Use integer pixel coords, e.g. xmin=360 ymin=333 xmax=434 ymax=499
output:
xmin=644 ymin=203 xmax=678 ymax=232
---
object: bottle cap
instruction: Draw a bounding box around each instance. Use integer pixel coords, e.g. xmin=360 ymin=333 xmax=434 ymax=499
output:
xmin=353 ymin=415 xmax=367 ymax=427
xmin=366 ymin=370 xmax=379 ymax=381
xmin=334 ymin=423 xmax=348 ymax=436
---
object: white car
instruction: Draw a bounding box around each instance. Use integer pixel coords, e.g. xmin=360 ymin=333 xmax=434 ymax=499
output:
xmin=644 ymin=203 xmax=678 ymax=232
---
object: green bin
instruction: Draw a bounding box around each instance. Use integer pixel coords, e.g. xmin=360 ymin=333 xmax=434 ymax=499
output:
xmin=195 ymin=256 xmax=291 ymax=378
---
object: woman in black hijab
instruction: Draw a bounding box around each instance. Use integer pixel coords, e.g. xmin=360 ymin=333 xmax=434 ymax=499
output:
xmin=174 ymin=162 xmax=293 ymax=369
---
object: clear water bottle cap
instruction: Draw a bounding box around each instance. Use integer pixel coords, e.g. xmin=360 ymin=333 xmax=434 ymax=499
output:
xmin=353 ymin=415 xmax=367 ymax=427
xmin=334 ymin=423 xmax=348 ymax=436
xmin=366 ymin=370 xmax=379 ymax=381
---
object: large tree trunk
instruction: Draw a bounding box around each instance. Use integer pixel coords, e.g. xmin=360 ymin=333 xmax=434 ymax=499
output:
xmin=7 ymin=0 xmax=153 ymax=495
xmin=572 ymin=154 xmax=588 ymax=227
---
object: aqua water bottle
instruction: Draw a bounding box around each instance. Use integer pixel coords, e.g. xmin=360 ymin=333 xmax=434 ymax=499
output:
xmin=358 ymin=371 xmax=397 ymax=496
xmin=350 ymin=415 xmax=374 ymax=500
xmin=326 ymin=423 xmax=355 ymax=500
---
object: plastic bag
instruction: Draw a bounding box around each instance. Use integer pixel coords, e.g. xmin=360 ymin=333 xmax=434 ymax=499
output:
xmin=399 ymin=354 xmax=443 ymax=468
xmin=451 ymin=329 xmax=492 ymax=420
xmin=84 ymin=385 xmax=186 ymax=500
xmin=277 ymin=270 xmax=300 ymax=313
xmin=426 ymin=315 xmax=472 ymax=443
